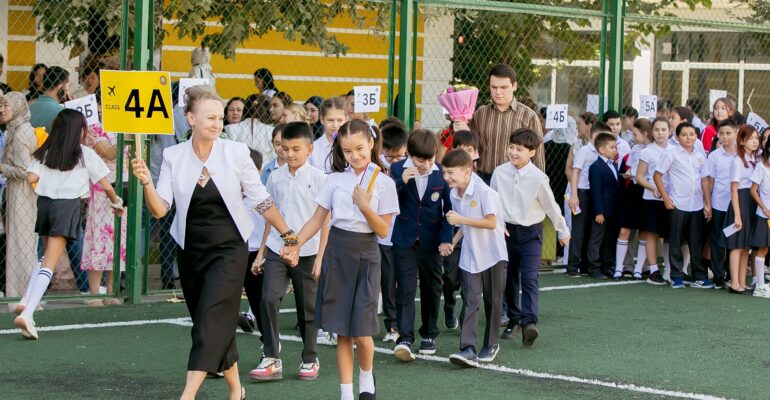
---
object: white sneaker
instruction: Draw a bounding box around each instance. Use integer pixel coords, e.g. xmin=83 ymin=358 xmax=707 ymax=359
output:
xmin=753 ymin=286 xmax=770 ymax=299
xmin=383 ymin=329 xmax=399 ymax=343
xmin=613 ymin=270 xmax=622 ymax=279
xmin=14 ymin=315 xmax=38 ymax=340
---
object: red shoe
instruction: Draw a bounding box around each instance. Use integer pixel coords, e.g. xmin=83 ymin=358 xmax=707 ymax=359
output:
xmin=297 ymin=359 xmax=320 ymax=381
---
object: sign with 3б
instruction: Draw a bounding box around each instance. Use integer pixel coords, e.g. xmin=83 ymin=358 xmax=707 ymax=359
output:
xmin=100 ymin=70 xmax=173 ymax=135
xmin=64 ymin=94 xmax=100 ymax=126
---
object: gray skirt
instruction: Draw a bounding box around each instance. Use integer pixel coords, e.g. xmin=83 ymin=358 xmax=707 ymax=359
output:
xmin=315 ymin=226 xmax=381 ymax=337
xmin=725 ymin=189 xmax=756 ymax=250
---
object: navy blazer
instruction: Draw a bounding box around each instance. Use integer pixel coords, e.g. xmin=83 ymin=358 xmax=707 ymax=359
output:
xmin=588 ymin=157 xmax=621 ymax=218
xmin=390 ymin=159 xmax=453 ymax=249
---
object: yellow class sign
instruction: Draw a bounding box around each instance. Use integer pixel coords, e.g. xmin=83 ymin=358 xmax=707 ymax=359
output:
xmin=100 ymin=70 xmax=174 ymax=135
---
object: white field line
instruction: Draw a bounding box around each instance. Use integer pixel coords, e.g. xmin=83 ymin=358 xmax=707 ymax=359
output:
xmin=2 ymin=314 xmax=724 ymax=400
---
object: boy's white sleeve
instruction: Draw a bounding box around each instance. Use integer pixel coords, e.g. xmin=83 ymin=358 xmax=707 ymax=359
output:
xmin=730 ymin=157 xmax=741 ymax=183
xmin=537 ymin=181 xmax=569 ymax=239
xmin=654 ymin=150 xmax=673 ymax=175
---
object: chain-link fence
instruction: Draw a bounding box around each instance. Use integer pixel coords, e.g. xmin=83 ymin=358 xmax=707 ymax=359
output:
xmin=1 ymin=0 xmax=769 ymax=301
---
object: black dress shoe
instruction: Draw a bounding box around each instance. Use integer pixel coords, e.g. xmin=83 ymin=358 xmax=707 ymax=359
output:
xmin=728 ymin=288 xmax=746 ymax=294
xmin=359 ymin=375 xmax=376 ymax=400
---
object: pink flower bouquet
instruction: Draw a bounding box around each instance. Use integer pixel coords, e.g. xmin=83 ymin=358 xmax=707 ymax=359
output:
xmin=437 ymin=84 xmax=479 ymax=123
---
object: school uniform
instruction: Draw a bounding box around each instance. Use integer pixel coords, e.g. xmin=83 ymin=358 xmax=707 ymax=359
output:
xmin=616 ymin=136 xmax=632 ymax=162
xmin=390 ymin=158 xmax=452 ymax=346
xmin=314 ymin=167 xmax=400 ymax=337
xmin=669 ymin=136 xmax=707 ymax=157
xmin=567 ymin=143 xmax=598 ymax=274
xmin=587 ymin=155 xmax=621 ymax=276
xmin=706 ymin=147 xmax=736 ymax=282
xmin=491 ymin=161 xmax=568 ymax=328
xmin=750 ymin=162 xmax=770 ymax=248
xmin=618 ymin=144 xmax=645 ymax=230
xmin=725 ymin=155 xmax=758 ymax=250
xmin=28 ymin=146 xmax=110 ymax=240
xmin=450 ymin=174 xmax=508 ymax=353
xmin=309 ymin=135 xmax=334 ymax=173
xmin=242 ymin=203 xmax=267 ymax=339
xmin=654 ymin=145 xmax=709 ymax=281
xmin=261 ymin=163 xmax=326 ymax=363
xmin=638 ymin=142 xmax=671 ymax=237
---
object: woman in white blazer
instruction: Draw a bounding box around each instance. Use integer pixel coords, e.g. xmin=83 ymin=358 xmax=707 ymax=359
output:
xmin=132 ymin=86 xmax=297 ymax=400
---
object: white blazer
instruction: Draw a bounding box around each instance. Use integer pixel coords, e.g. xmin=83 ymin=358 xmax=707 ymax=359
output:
xmin=155 ymin=138 xmax=270 ymax=249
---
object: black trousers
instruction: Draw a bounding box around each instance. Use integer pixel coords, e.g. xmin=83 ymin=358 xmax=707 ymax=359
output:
xmin=379 ymin=244 xmax=397 ymax=331
xmin=504 ymin=223 xmax=542 ymax=327
xmin=587 ymin=216 xmax=618 ymax=276
xmin=459 ymin=261 xmax=506 ymax=352
xmin=442 ymin=245 xmax=462 ymax=316
xmin=394 ymin=246 xmax=444 ymax=343
xmin=709 ymin=209 xmax=728 ymax=282
xmin=243 ymin=251 xmax=265 ymax=338
xmin=669 ymin=209 xmax=707 ymax=280
xmin=567 ymin=189 xmax=592 ymax=274
xmin=261 ymin=250 xmax=318 ymax=363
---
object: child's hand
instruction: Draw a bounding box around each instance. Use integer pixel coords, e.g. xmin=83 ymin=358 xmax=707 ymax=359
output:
xmin=663 ymin=197 xmax=675 ymax=210
xmin=703 ymin=205 xmax=712 ymax=222
xmin=251 ymin=253 xmax=265 ymax=275
xmin=402 ymin=167 xmax=418 ymax=184
xmin=734 ymin=218 xmax=742 ymax=231
xmin=559 ymin=236 xmax=571 ymax=247
xmin=568 ymin=196 xmax=580 ymax=213
xmin=352 ymin=186 xmax=372 ymax=209
xmin=439 ymin=243 xmax=453 ymax=257
xmin=446 ymin=210 xmax=464 ymax=226
xmin=312 ymin=258 xmax=322 ymax=281
xmin=653 ymin=188 xmax=661 ymax=198
xmin=763 ymin=207 xmax=770 ymax=219
xmin=280 ymin=246 xmax=299 ymax=267
xmin=595 ymin=214 xmax=605 ymax=224
xmin=113 ymin=207 xmax=125 ymax=217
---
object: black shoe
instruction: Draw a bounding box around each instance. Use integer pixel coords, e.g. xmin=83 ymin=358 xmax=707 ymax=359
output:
xmin=499 ymin=315 xmax=510 ymax=327
xmin=419 ymin=338 xmax=436 ymax=355
xmin=394 ymin=340 xmax=415 ymax=362
xmin=728 ymin=287 xmax=746 ymax=295
xmin=358 ymin=375 xmax=376 ymax=400
xmin=162 ymin=281 xmax=175 ymax=290
xmin=501 ymin=321 xmax=521 ymax=340
xmin=478 ymin=344 xmax=500 ymax=363
xmin=237 ymin=312 xmax=255 ymax=333
xmin=445 ymin=313 xmax=459 ymax=330
xmin=713 ymin=279 xmax=726 ymax=290
xmin=449 ymin=347 xmax=479 ymax=368
xmin=646 ymin=271 xmax=666 ymax=286
xmin=589 ymin=272 xmax=608 ymax=280
xmin=522 ymin=324 xmax=539 ymax=347
xmin=683 ymin=274 xmax=693 ymax=285
xmin=566 ymin=270 xmax=581 ymax=278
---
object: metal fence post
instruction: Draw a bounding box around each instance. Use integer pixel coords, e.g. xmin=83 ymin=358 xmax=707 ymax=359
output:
xmin=409 ymin=4 xmax=419 ymax=129
xmin=387 ymin=0 xmax=397 ymax=117
xmin=599 ymin=0 xmax=609 ymax=119
xmin=607 ymin=0 xmax=625 ymax=112
xmin=397 ymin=0 xmax=414 ymax=129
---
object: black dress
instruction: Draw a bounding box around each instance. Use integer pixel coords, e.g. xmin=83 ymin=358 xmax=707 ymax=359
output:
xmin=177 ymin=179 xmax=248 ymax=373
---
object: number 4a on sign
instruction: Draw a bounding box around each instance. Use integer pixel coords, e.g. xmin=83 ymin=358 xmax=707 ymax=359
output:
xmin=545 ymin=104 xmax=569 ymax=129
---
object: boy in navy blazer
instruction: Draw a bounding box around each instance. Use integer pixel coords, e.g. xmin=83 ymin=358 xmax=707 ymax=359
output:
xmin=390 ymin=130 xmax=454 ymax=362
xmin=587 ymin=133 xmax=621 ymax=278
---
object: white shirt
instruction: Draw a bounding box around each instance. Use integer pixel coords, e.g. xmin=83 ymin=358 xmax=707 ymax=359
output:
xmin=598 ymin=155 xmax=618 ymax=181
xmin=627 ymin=144 xmax=645 ymax=183
xmin=450 ymin=174 xmax=508 ymax=273
xmin=27 ymin=145 xmax=110 ymax=199
xmin=751 ymin=162 xmax=770 ymax=217
xmin=310 ymin=135 xmax=334 ymax=173
xmin=639 ymin=142 xmax=669 ymax=201
xmin=379 ymin=218 xmax=396 ymax=246
xmin=730 ymin=154 xmax=757 ymax=189
xmin=655 ymin=145 xmax=708 ymax=212
xmin=669 ymin=136 xmax=706 ymax=157
xmin=156 ymin=139 xmax=271 ymax=249
xmin=404 ymin=157 xmax=440 ymax=200
xmin=224 ymin=118 xmax=274 ymax=167
xmin=491 ymin=161 xmax=569 ymax=239
xmin=247 ymin=208 xmax=266 ymax=252
xmin=315 ymin=167 xmax=400 ymax=233
xmin=265 ymin=162 xmax=327 ymax=256
xmin=706 ymin=147 xmax=737 ymax=212
xmin=573 ymin=143 xmax=599 ymax=190
xmin=616 ymin=136 xmax=632 ymax=161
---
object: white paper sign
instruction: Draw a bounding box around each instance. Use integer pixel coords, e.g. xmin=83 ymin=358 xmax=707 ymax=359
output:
xmin=746 ymin=112 xmax=769 ymax=133
xmin=722 ymin=223 xmax=739 ymax=238
xmin=586 ymin=95 xmax=608 ymax=114
xmin=545 ymin=104 xmax=569 ymax=129
xmin=65 ymin=94 xmax=100 ymax=126
xmin=709 ymin=89 xmax=727 ymax=112
xmin=354 ymin=86 xmax=381 ymax=113
xmin=178 ymin=78 xmax=210 ymax=108
xmin=639 ymin=95 xmax=658 ymax=119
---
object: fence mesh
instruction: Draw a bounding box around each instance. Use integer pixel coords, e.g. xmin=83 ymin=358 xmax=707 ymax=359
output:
xmin=1 ymin=0 xmax=770 ymax=300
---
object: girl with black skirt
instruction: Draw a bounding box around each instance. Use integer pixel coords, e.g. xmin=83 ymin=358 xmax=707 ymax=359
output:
xmin=289 ymin=119 xmax=399 ymax=400
xmin=132 ymin=86 xmax=296 ymax=400
xmin=749 ymin=136 xmax=770 ymax=298
xmin=14 ymin=109 xmax=124 ymax=340
xmin=725 ymin=125 xmax=760 ymax=294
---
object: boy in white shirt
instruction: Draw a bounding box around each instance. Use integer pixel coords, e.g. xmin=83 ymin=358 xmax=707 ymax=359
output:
xmin=442 ymin=150 xmax=508 ymax=368
xmin=492 ymin=129 xmax=570 ymax=346
xmin=249 ymin=122 xmax=328 ymax=382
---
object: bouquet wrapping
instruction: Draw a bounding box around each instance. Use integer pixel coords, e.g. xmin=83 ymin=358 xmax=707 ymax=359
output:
xmin=437 ymin=84 xmax=479 ymax=123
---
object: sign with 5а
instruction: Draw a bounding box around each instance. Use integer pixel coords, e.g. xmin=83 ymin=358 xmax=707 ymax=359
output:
xmin=639 ymin=95 xmax=657 ymax=119
xmin=65 ymin=94 xmax=99 ymax=126
xmin=100 ymin=70 xmax=174 ymax=135
xmin=545 ymin=104 xmax=568 ymax=129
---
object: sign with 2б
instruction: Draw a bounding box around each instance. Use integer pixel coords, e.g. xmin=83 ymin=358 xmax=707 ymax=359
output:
xmin=100 ymin=70 xmax=174 ymax=135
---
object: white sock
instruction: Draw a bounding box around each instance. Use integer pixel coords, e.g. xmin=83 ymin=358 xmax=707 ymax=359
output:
xmin=359 ymin=368 xmax=375 ymax=394
xmin=634 ymin=241 xmax=647 ymax=274
xmin=340 ymin=383 xmax=354 ymax=400
xmin=21 ymin=267 xmax=53 ymax=320
xmin=755 ymin=257 xmax=766 ymax=288
xmin=20 ymin=259 xmax=43 ymax=305
xmin=682 ymin=245 xmax=691 ymax=275
xmin=615 ymin=240 xmax=628 ymax=273
xmin=662 ymin=242 xmax=671 ymax=280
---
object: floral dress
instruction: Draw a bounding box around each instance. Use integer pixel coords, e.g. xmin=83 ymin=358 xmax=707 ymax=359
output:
xmin=81 ymin=125 xmax=127 ymax=271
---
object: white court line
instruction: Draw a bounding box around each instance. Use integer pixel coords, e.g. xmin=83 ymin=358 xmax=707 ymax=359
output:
xmin=2 ymin=316 xmax=725 ymax=400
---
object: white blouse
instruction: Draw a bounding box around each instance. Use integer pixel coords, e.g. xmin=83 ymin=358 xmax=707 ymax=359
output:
xmin=27 ymin=145 xmax=110 ymax=199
